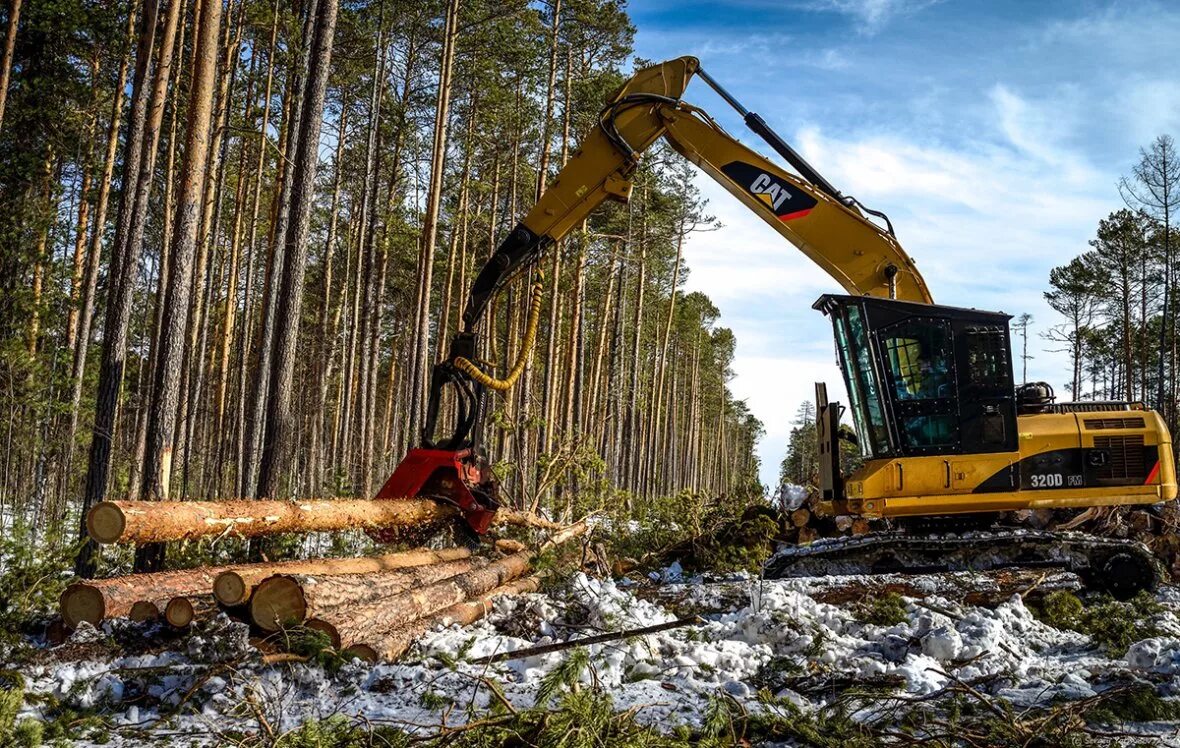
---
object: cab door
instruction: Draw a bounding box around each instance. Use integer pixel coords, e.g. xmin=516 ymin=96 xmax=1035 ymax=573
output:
xmin=875 ymin=316 xmax=960 ymax=456
xmin=954 ymin=323 xmax=1018 ymax=456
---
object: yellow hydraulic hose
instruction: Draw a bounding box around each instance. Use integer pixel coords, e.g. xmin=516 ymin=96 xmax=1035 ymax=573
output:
xmin=453 ymin=272 xmax=545 ymax=392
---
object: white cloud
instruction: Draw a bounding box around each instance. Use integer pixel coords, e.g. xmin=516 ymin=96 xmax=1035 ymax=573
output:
xmin=798 ymin=0 xmax=942 ymax=34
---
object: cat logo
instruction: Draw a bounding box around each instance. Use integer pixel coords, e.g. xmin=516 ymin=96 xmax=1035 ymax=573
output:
xmin=720 ymin=160 xmax=817 ymax=222
xmin=751 ymin=173 xmax=790 ymax=211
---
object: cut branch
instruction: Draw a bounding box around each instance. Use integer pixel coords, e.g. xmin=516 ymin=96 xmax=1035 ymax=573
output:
xmin=467 ymin=615 xmax=702 ymax=665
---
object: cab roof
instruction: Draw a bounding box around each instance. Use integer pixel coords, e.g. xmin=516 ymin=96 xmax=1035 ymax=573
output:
xmin=812 ymin=293 xmax=1013 ymax=324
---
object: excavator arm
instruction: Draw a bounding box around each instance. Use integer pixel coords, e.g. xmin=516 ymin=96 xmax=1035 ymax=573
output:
xmin=380 ymin=56 xmax=932 ymax=535
xmin=463 ymin=56 xmax=929 ymax=335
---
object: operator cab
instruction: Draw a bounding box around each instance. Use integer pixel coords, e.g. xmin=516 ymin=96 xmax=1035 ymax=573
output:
xmin=813 ymin=294 xmax=1018 ymax=460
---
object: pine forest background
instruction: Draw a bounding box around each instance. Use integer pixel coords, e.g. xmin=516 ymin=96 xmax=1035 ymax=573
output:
xmin=0 ymin=0 xmax=766 ymax=574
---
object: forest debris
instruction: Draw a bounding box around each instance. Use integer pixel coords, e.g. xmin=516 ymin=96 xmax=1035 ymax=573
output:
xmin=212 ymin=547 xmax=470 ymax=605
xmin=466 ymin=615 xmax=703 ymax=665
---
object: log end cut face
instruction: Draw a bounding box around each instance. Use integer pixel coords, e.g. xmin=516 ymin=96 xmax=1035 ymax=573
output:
xmin=86 ymin=502 xmax=127 ymax=545
xmin=129 ymin=600 xmax=160 ymax=622
xmin=342 ymin=644 xmax=377 ymax=663
xmin=306 ymin=618 xmax=341 ymax=649
xmin=165 ymin=597 xmax=195 ymax=627
xmin=61 ymin=584 xmax=105 ymax=628
xmin=213 ymin=572 xmax=247 ymax=606
xmin=251 ymin=576 xmax=307 ymax=632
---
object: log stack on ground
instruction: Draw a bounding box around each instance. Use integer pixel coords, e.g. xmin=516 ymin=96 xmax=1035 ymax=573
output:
xmin=69 ymin=493 xmax=591 ymax=664
xmin=344 ymin=575 xmax=541 ymax=662
xmin=319 ymin=551 xmax=534 ymax=649
xmin=60 ymin=565 xmax=230 ymax=627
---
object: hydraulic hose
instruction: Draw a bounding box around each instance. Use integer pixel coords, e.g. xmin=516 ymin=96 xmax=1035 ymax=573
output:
xmin=453 ymin=271 xmax=545 ymax=392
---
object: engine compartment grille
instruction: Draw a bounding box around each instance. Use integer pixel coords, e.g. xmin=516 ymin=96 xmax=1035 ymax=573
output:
xmin=1093 ymin=435 xmax=1146 ymax=481
xmin=1084 ymin=417 xmax=1146 ymax=430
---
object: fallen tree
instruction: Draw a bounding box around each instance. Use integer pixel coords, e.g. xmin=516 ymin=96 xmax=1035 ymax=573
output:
xmin=87 ymin=499 xmax=571 ymax=545
xmin=213 ymin=547 xmax=471 ymax=605
xmin=249 ymin=556 xmax=491 ymax=631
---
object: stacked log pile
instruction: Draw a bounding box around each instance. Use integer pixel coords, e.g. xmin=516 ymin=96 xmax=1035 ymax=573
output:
xmin=61 ymin=497 xmax=584 ymax=662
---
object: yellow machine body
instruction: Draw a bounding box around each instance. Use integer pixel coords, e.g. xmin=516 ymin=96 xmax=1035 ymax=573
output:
xmin=842 ymin=408 xmax=1177 ymax=518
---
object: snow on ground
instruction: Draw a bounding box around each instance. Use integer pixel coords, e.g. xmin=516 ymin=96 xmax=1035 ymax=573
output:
xmin=14 ymin=568 xmax=1180 ymax=744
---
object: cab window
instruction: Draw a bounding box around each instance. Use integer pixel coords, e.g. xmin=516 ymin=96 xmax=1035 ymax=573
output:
xmin=880 ymin=319 xmax=957 ymax=450
xmin=881 ymin=321 xmax=953 ymax=401
xmin=963 ymin=326 xmax=1010 ymax=392
xmin=834 ymin=306 xmax=890 ymax=457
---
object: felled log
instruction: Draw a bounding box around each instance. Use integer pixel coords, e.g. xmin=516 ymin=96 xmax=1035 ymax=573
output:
xmin=213 ymin=547 xmax=470 ymax=606
xmin=307 ymin=618 xmax=341 ymax=649
xmin=164 ymin=595 xmax=218 ymax=628
xmin=790 ymin=508 xmax=811 ymax=528
xmin=344 ymin=575 xmax=542 ymax=662
xmin=87 ymin=498 xmax=576 ymax=546
xmin=61 ymin=565 xmax=228 ymax=627
xmin=86 ymin=498 xmax=457 ymax=545
xmin=323 ymin=552 xmax=533 ymax=649
xmin=129 ymin=600 xmax=162 ymax=622
xmin=250 ymin=556 xmax=490 ymax=632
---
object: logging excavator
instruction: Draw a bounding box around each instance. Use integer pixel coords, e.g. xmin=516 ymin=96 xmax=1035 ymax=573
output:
xmin=378 ymin=56 xmax=1178 ymax=598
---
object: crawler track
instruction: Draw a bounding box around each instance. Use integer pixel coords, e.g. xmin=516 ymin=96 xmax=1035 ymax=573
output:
xmin=763 ymin=529 xmax=1161 ymax=599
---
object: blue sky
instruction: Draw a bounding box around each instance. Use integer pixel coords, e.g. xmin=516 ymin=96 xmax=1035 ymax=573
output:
xmin=627 ymin=0 xmax=1180 ymax=488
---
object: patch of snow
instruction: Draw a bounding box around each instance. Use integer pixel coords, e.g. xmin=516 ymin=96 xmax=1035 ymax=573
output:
xmin=13 ymin=571 xmax=1180 ymax=743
